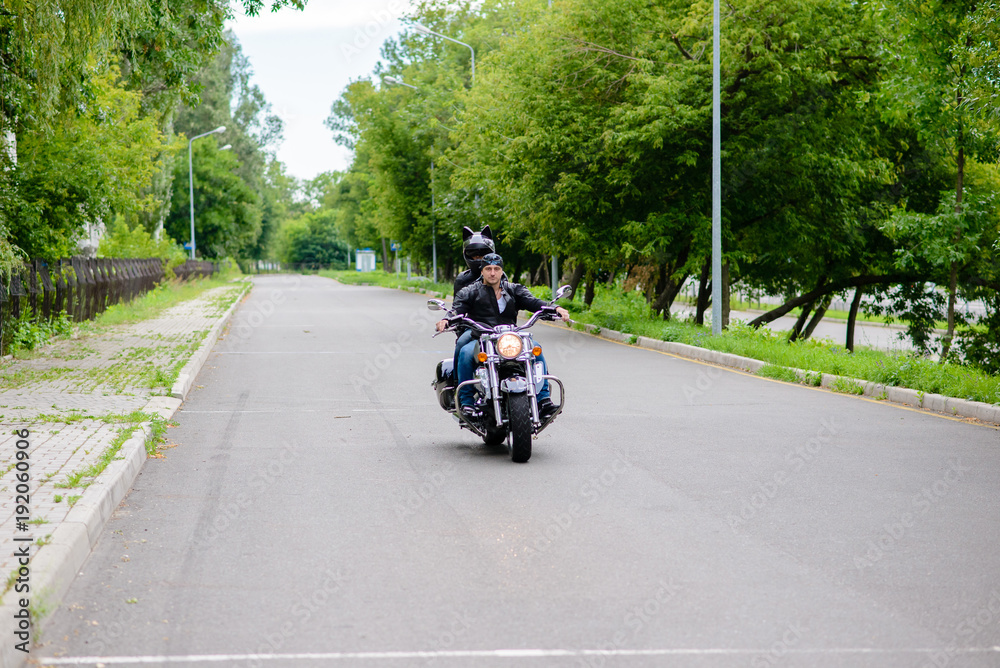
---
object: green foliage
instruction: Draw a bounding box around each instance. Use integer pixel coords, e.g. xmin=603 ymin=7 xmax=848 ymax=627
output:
xmin=884 ymin=190 xmax=996 ymax=275
xmin=163 ymin=139 xmax=261 ymax=259
xmin=0 ymin=1 xmax=306 ymax=266
xmin=98 ymin=218 xmax=186 ymax=272
xmin=278 ymin=211 xmax=350 ymax=267
xmin=831 ymin=378 xmax=866 ymax=396
xmin=7 ymin=63 xmax=165 ymax=259
xmin=9 ymin=310 xmax=73 ymax=354
xmin=172 ymin=30 xmax=293 ymax=261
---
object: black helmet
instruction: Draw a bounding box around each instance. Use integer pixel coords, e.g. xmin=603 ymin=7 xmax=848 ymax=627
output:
xmin=481 ymin=253 xmax=503 ymax=268
xmin=462 ymin=226 xmax=495 ymax=271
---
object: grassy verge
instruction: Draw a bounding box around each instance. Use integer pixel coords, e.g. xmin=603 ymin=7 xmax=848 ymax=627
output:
xmin=564 ymin=285 xmax=999 ymax=406
xmin=78 ymin=272 xmax=244 ymax=333
xmin=674 ymin=294 xmax=953 ymax=329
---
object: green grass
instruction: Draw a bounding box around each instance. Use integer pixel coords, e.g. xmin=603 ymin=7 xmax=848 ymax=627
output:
xmin=1 ymin=279 xmax=244 ymax=393
xmin=757 ymin=364 xmax=801 ymax=383
xmin=79 ymin=275 xmax=245 ymax=332
xmin=9 ymin=311 xmax=73 ymax=354
xmin=54 ymin=411 xmax=170 ymax=488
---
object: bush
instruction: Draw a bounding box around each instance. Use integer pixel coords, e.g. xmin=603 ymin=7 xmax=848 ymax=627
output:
xmin=98 ymin=217 xmax=186 ymax=275
xmin=9 ymin=309 xmax=73 ymax=353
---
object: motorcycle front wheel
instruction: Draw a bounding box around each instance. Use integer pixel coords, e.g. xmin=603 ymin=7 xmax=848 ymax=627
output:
xmin=508 ymin=392 xmax=533 ymax=463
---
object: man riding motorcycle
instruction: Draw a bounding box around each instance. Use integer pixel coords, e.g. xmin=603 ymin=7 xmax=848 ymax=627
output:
xmin=436 ymin=253 xmax=570 ymax=422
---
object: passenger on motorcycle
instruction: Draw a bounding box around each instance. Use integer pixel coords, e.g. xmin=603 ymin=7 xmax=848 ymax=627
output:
xmin=453 ymin=226 xmax=494 ymax=297
xmin=435 ymin=253 xmax=570 ymax=421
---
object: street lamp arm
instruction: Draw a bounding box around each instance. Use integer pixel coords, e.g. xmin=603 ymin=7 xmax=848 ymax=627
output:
xmin=384 ymin=76 xmax=419 ymax=90
xmin=413 ymin=24 xmax=475 ymax=86
xmin=189 ymin=126 xmax=226 ymax=144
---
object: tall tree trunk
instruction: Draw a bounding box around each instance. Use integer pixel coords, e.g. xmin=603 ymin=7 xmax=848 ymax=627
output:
xmin=567 ymin=261 xmax=586 ymax=300
xmin=380 ymin=238 xmax=389 ymax=273
xmin=942 ymin=141 xmax=964 ymax=362
xmin=846 ymin=286 xmax=863 ymax=352
xmin=647 ymin=263 xmax=667 ymax=303
xmin=789 ymin=302 xmax=813 ymax=342
xmin=800 ymin=297 xmax=830 ymax=341
xmin=750 ymin=273 xmax=917 ymax=327
xmin=531 ymin=257 xmax=548 ymax=286
xmin=651 ymin=273 xmax=689 ymax=320
xmin=695 ymin=258 xmax=711 ymax=326
xmin=584 ymin=268 xmax=596 ymax=306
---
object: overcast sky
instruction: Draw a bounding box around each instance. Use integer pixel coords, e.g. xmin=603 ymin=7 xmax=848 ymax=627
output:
xmin=228 ymin=0 xmax=419 ymax=182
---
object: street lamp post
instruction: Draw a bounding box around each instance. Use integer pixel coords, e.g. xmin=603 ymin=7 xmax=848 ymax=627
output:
xmin=711 ymin=0 xmax=722 ymax=334
xmin=413 ymin=23 xmax=475 ymax=86
xmin=188 ymin=125 xmax=226 ymax=260
xmin=431 ymin=160 xmax=437 ymax=283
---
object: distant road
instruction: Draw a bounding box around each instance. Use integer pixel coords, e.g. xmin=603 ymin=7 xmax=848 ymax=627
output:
xmin=670 ymin=303 xmax=917 ymax=352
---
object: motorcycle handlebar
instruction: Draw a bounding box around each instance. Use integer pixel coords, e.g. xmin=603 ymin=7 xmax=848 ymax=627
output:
xmin=433 ymin=304 xmax=559 ymax=337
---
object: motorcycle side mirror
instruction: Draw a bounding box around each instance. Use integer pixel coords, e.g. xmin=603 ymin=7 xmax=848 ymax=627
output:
xmin=427 ymin=299 xmax=446 ymax=311
xmin=554 ymin=285 xmax=573 ymax=301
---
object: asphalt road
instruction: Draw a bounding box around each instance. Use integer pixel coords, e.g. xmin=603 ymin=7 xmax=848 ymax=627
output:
xmin=36 ymin=275 xmax=1000 ymax=667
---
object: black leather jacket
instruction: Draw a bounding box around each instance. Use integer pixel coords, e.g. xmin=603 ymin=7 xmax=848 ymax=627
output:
xmin=453 ymin=279 xmax=549 ymax=329
xmin=453 ymin=268 xmax=480 ymax=297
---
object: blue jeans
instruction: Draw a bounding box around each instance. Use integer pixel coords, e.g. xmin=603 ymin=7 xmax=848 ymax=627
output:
xmin=457 ymin=338 xmax=550 ymax=408
xmin=452 ymin=329 xmax=475 ymax=384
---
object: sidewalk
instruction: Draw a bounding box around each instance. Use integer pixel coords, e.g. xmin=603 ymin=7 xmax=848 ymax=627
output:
xmin=0 ymin=278 xmax=251 ymax=668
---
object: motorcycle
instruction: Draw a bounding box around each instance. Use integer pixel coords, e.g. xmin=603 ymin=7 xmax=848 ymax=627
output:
xmin=428 ymin=286 xmax=571 ymax=463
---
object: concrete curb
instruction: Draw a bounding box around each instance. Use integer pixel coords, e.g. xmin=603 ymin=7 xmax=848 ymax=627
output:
xmin=1 ymin=280 xmax=251 ymax=668
xmin=571 ymin=322 xmax=1000 ymax=426
xmin=170 ymin=279 xmax=252 ymax=399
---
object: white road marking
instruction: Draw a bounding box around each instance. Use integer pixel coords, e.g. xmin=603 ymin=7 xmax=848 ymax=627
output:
xmin=38 ymin=646 xmax=1000 ymax=664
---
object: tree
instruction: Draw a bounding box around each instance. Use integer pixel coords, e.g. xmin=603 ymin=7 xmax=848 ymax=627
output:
xmin=278 ymin=210 xmax=349 ymax=267
xmin=5 ymin=63 xmax=164 ymax=260
xmin=98 ymin=217 xmax=186 ymax=271
xmin=0 ymin=0 xmax=306 ymax=270
xmin=164 ymin=139 xmax=261 ymax=259
xmin=874 ymin=0 xmax=1000 ymax=358
xmin=451 ymin=0 xmax=898 ymax=323
xmin=172 ymin=30 xmax=290 ymax=259
xmin=325 ymin=0 xmax=550 ymax=279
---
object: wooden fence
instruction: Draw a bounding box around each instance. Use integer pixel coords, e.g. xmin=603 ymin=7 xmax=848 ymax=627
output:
xmin=0 ymin=257 xmax=218 ymax=356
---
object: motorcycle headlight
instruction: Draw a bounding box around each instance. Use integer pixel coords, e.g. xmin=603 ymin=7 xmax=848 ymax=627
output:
xmin=496 ymin=333 xmax=523 ymax=359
